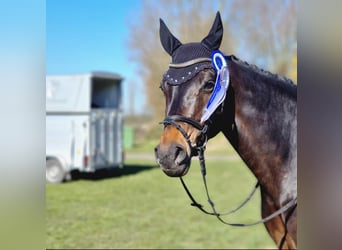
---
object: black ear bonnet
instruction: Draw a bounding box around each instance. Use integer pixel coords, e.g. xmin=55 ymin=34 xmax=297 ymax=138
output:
xmin=159 ymin=12 xmax=224 ymax=85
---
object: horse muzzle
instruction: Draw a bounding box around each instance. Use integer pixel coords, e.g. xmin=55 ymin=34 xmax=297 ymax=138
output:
xmin=154 ymin=143 xmax=191 ymax=177
xmin=155 ymin=115 xmax=207 ymax=177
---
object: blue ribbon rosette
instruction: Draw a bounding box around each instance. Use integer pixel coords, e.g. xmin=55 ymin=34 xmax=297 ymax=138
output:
xmin=201 ymin=50 xmax=230 ymax=123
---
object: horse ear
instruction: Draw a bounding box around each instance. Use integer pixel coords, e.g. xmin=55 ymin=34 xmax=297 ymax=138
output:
xmin=201 ymin=11 xmax=223 ymax=50
xmin=159 ymin=18 xmax=182 ymax=56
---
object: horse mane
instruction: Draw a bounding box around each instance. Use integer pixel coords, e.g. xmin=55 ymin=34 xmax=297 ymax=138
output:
xmin=227 ymin=55 xmax=297 ymax=99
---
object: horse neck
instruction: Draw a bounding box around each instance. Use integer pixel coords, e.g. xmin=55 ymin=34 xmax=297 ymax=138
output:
xmin=219 ymin=56 xmax=297 ymax=201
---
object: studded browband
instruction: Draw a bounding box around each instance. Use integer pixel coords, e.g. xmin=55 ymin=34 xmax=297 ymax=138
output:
xmin=169 ymin=57 xmax=212 ymax=68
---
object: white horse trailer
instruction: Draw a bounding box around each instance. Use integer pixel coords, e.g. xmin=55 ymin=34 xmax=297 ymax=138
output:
xmin=46 ymin=72 xmax=124 ymax=183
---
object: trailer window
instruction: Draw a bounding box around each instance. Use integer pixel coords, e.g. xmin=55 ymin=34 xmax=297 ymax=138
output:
xmin=91 ymin=78 xmax=121 ymax=109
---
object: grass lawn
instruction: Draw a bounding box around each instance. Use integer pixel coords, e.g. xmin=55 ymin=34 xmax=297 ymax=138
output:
xmin=46 ymin=156 xmax=276 ymax=249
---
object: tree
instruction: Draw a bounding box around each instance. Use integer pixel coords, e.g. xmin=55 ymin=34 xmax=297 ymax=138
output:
xmin=226 ymin=0 xmax=297 ymax=81
xmin=127 ymin=0 xmax=297 ymax=120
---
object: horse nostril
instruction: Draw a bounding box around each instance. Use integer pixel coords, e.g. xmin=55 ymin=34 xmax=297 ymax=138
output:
xmin=174 ymin=145 xmax=187 ymax=165
xmin=155 ymin=143 xmax=189 ymax=169
xmin=154 ymin=145 xmax=161 ymax=162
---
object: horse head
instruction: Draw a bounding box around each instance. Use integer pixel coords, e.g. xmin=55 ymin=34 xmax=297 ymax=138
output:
xmin=155 ymin=12 xmax=224 ymax=177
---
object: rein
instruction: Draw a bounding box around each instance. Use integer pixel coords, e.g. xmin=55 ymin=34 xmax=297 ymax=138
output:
xmin=161 ymin=115 xmax=297 ymax=227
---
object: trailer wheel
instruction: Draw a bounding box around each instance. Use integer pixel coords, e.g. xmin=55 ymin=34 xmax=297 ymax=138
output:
xmin=46 ymin=158 xmax=66 ymax=183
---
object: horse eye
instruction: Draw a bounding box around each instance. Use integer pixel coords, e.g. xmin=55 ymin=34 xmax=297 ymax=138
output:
xmin=202 ymin=80 xmax=215 ymax=92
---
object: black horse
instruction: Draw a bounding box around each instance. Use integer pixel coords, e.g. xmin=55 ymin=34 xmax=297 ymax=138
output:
xmin=154 ymin=12 xmax=297 ymax=249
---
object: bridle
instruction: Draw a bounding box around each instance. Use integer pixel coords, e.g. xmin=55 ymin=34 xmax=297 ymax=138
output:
xmin=161 ymin=115 xmax=208 ymax=157
xmin=160 ymin=54 xmax=297 ymax=227
xmin=160 ymin=112 xmax=297 ymax=227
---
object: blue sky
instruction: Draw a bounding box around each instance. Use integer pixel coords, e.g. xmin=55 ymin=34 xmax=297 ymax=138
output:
xmin=46 ymin=0 xmax=145 ymax=115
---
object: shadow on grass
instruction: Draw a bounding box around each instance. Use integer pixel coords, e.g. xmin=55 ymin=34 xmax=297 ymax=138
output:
xmin=70 ymin=164 xmax=157 ymax=181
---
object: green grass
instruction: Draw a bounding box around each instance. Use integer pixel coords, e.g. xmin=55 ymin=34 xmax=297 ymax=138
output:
xmin=46 ymin=157 xmax=276 ymax=249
